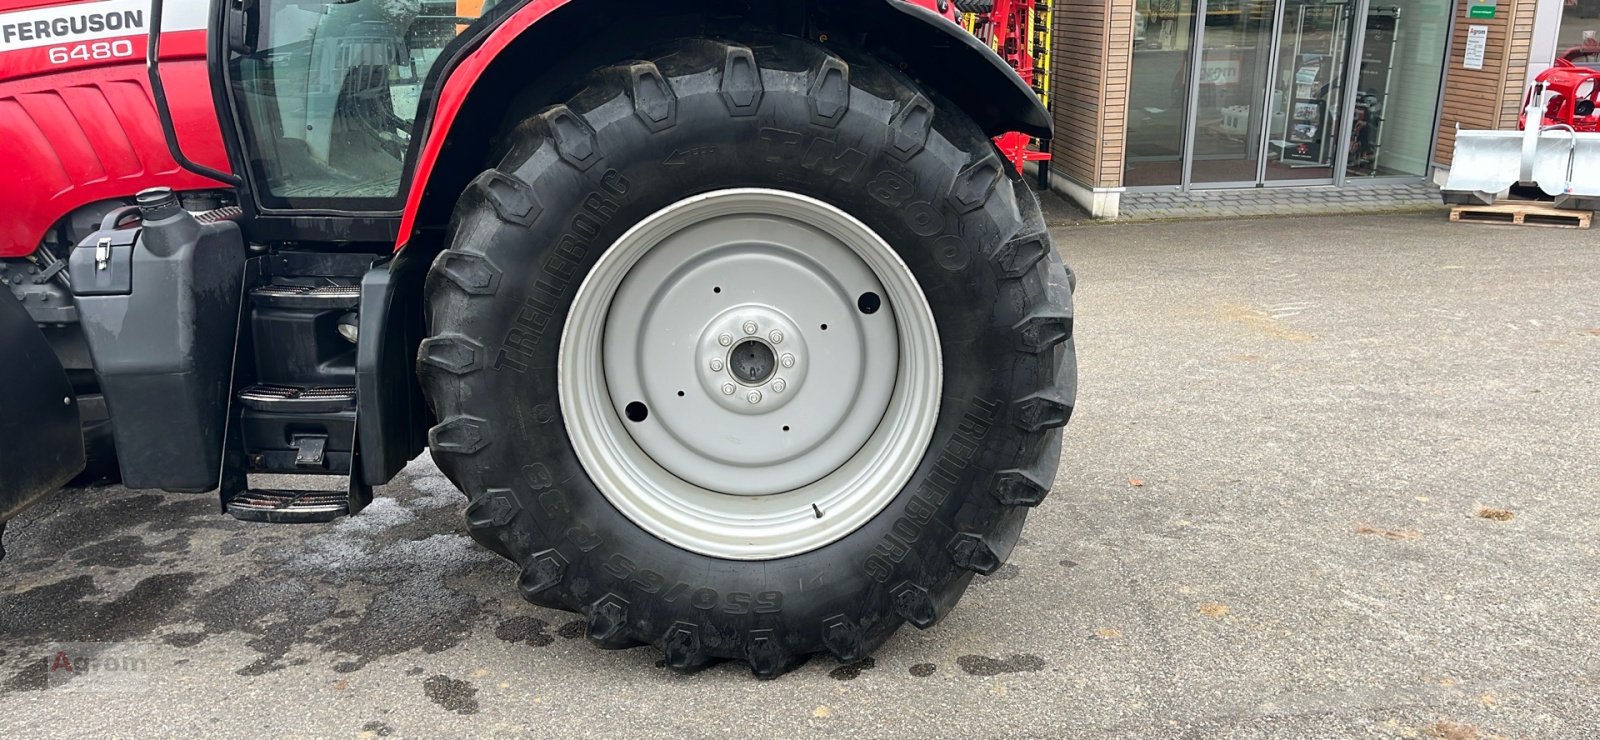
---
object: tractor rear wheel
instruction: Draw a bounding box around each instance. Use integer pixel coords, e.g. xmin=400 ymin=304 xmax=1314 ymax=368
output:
xmin=420 ymin=35 xmax=1075 ymax=677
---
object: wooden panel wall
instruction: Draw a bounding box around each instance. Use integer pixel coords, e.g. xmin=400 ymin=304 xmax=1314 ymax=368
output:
xmin=1435 ymin=0 xmax=1540 ymax=165
xmin=1050 ymin=0 xmax=1135 ymax=187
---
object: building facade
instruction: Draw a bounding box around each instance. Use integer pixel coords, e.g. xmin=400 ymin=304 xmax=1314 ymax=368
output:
xmin=1046 ymin=0 xmax=1599 ymax=217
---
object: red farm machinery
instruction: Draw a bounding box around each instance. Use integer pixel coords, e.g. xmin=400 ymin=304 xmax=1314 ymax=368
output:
xmin=1442 ymin=45 xmax=1600 ymax=210
xmin=957 ymin=0 xmax=1053 ymax=178
xmin=0 ymin=0 xmax=1077 ymax=676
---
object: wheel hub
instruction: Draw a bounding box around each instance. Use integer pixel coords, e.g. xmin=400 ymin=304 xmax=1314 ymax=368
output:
xmin=696 ymin=307 xmax=807 ymax=415
xmin=560 ymin=189 xmax=942 ymax=559
xmin=729 ymin=339 xmax=775 ymax=386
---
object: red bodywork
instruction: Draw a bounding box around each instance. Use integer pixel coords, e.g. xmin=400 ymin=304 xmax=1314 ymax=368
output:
xmin=1519 ymin=59 xmax=1600 ymax=133
xmin=0 ymin=0 xmax=958 ymax=258
xmin=0 ymin=0 xmax=227 ymax=257
xmin=395 ymin=0 xmax=571 ymax=247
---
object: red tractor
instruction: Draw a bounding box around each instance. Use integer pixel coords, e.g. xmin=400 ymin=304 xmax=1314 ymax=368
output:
xmin=0 ymin=0 xmax=1076 ymax=676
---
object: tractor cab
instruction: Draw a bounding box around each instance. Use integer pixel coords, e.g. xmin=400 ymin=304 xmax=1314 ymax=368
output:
xmin=227 ymin=0 xmax=481 ymax=209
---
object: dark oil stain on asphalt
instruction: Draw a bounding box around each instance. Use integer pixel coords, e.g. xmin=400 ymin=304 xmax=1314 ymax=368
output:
xmin=557 ymin=619 xmax=587 ymax=639
xmin=828 ymin=657 xmax=876 ymax=680
xmin=0 ymin=570 xmax=191 ymax=692
xmin=323 ymin=575 xmax=481 ymax=675
xmin=163 ymin=632 xmax=206 ymax=648
xmin=4 ymin=664 xmax=46 ymax=692
xmin=1060 ymin=559 xmax=1078 ymax=568
xmin=494 ymin=616 xmax=554 ymax=647
xmin=189 ymin=575 xmax=338 ymax=676
xmin=3 ymin=573 xmax=197 ymax=645
xmin=972 ymin=563 xmax=1021 ymax=586
xmin=424 ymin=675 xmax=480 ymax=715
xmin=956 ymin=654 xmax=1046 ymax=676
xmin=362 ymin=721 xmax=395 ymax=736
xmin=0 ymin=478 xmax=510 ymax=689
xmin=68 ymin=535 xmax=159 ymax=569
xmin=909 ymin=663 xmax=937 ymax=677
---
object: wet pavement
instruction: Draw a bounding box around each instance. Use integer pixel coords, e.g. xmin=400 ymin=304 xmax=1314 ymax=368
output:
xmin=2 ymin=213 xmax=1597 ymax=737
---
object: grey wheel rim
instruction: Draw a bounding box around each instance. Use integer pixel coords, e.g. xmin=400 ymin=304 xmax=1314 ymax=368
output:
xmin=559 ymin=189 xmax=942 ymax=560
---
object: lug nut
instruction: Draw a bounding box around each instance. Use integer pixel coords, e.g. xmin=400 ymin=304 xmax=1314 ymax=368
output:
xmin=719 ymin=334 xmax=734 ymax=347
xmin=772 ymin=379 xmax=786 ymax=393
xmin=769 ymin=330 xmax=784 ymax=344
xmin=710 ymin=358 xmax=724 ymax=372
xmin=722 ymin=383 xmax=736 ymax=396
xmin=747 ymin=390 xmax=762 ymax=404
xmin=742 ymin=321 xmax=758 ymax=335
xmin=780 ymin=354 xmax=796 ymax=368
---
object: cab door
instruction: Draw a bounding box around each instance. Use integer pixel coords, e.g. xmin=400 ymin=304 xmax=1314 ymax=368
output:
xmin=218 ymin=0 xmax=492 ymax=237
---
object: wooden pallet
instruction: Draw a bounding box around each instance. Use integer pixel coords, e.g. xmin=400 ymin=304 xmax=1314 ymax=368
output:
xmin=1450 ymin=201 xmax=1592 ymax=229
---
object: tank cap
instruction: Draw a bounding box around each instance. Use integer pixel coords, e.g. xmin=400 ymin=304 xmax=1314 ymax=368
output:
xmin=135 ymin=187 xmax=182 ymax=221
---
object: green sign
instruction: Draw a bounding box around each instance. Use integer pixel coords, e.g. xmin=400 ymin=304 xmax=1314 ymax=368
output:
xmin=1467 ymin=0 xmax=1496 ymax=18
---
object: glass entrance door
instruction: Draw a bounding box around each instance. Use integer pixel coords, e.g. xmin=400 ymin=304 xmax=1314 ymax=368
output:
xmin=1188 ymin=0 xmax=1277 ymax=184
xmin=1182 ymin=0 xmax=1361 ymax=187
xmin=1264 ymin=0 xmax=1358 ymax=181
xmin=1123 ymin=0 xmax=1451 ymax=190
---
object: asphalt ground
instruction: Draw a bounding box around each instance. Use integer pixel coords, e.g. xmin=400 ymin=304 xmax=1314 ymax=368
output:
xmin=2 ymin=212 xmax=1597 ymax=738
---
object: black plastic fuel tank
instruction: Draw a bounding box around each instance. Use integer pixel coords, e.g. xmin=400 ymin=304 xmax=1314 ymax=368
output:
xmin=69 ymin=188 xmax=247 ymax=492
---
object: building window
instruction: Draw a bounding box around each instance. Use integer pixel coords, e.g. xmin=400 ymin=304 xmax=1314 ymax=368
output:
xmin=1124 ymin=0 xmax=1200 ymax=187
xmin=1120 ymin=0 xmax=1452 ymax=188
xmin=1345 ymin=0 xmax=1453 ymax=178
xmin=1561 ymin=0 xmax=1600 ymax=63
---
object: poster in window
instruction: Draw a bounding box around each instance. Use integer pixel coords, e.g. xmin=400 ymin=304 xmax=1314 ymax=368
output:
xmin=1285 ymin=100 xmax=1324 ymax=162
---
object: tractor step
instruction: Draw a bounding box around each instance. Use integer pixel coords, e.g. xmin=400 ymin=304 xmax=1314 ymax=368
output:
xmin=237 ymin=385 xmax=357 ymax=474
xmin=225 ymin=488 xmax=351 ymax=524
xmin=249 ymin=284 xmax=361 ymax=309
xmin=238 ymin=384 xmax=357 ymax=413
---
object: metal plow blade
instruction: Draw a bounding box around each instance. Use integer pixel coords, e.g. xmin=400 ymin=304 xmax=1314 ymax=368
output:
xmin=1440 ymin=130 xmax=1525 ymax=205
xmin=1444 ymin=118 xmax=1600 ymax=209
xmin=1528 ymin=132 xmax=1600 ymax=211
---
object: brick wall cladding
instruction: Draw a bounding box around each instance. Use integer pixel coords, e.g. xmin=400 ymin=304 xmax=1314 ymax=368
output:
xmin=1435 ymin=0 xmax=1540 ymax=165
xmin=1050 ymin=0 xmax=1135 ymax=188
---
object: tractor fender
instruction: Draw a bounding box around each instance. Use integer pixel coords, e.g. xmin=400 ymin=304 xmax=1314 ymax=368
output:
xmin=0 ymin=289 xmax=83 ymax=526
xmin=394 ymin=0 xmax=1052 ymax=249
xmin=876 ymin=0 xmax=1053 ymax=138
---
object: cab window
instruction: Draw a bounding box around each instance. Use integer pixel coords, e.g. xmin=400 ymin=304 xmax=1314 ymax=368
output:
xmin=229 ymin=0 xmax=493 ymax=209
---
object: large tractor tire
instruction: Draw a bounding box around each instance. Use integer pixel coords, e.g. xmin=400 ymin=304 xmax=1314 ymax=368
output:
xmin=420 ymin=35 xmax=1075 ymax=677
